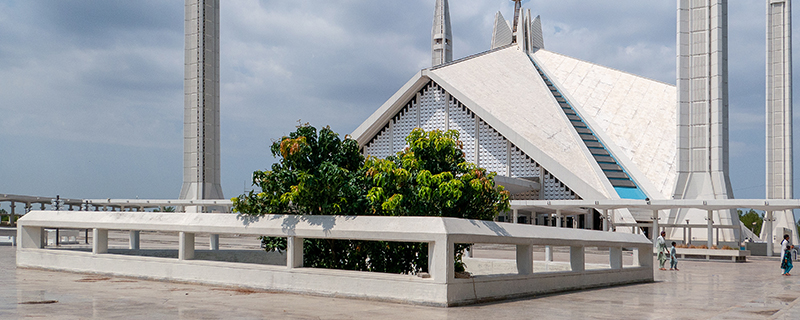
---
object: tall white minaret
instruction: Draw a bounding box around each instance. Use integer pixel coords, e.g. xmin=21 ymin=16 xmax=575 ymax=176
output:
xmin=432 ymin=0 xmax=452 ymax=66
xmin=669 ymin=0 xmax=740 ymax=243
xmin=763 ymin=0 xmax=796 ymax=253
xmin=180 ymin=0 xmax=224 ymax=205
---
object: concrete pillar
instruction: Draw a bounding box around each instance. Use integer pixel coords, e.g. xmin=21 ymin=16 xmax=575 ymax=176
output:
xmin=766 ymin=211 xmax=774 ymax=257
xmin=545 ymin=245 xmax=553 ymax=262
xmin=572 ymin=215 xmax=578 ymax=229
xmin=610 ymin=209 xmax=616 ymax=231
xmin=652 ymin=209 xmax=659 ymax=247
xmin=209 ymin=234 xmax=220 ymax=250
xmin=602 ymin=209 xmax=609 ymax=231
xmin=610 ymin=247 xmax=623 ymax=269
xmin=586 ymin=208 xmax=594 ymax=230
xmin=516 ymin=244 xmax=533 ymax=275
xmin=179 ymin=232 xmax=195 ymax=260
xmin=287 ymin=236 xmax=304 ymax=268
xmin=129 ymin=231 xmax=140 ymax=250
xmin=634 ymin=246 xmax=652 ymax=267
xmin=9 ymin=201 xmax=15 ymax=226
xmin=512 ymin=209 xmax=519 ymax=224
xmin=40 ymin=203 xmax=45 ymax=210
xmin=707 ymin=209 xmax=713 ymax=248
xmin=428 ymin=237 xmax=453 ymax=283
xmin=555 ymin=209 xmax=562 ymax=228
xmin=20 ymin=226 xmax=43 ymax=249
xmin=93 ymin=228 xmax=108 ymax=254
xmin=570 ymin=246 xmax=585 ymax=272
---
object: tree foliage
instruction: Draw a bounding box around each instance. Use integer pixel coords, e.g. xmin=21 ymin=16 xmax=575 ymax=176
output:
xmin=738 ymin=209 xmax=763 ymax=236
xmin=232 ymin=125 xmax=510 ymax=274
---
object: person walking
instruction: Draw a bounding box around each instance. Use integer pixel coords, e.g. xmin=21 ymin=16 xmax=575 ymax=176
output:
xmin=656 ymin=231 xmax=669 ymax=271
xmin=781 ymin=234 xmax=794 ymax=276
xmin=669 ymin=241 xmax=679 ymax=271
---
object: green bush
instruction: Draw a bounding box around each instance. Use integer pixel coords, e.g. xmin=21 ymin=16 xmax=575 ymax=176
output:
xmin=234 ymin=125 xmax=509 ymax=274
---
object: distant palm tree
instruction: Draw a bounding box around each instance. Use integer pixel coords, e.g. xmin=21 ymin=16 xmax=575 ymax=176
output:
xmin=153 ymin=206 xmax=176 ymax=212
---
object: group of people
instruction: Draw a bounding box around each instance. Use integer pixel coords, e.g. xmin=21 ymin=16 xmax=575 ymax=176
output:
xmin=656 ymin=231 xmax=678 ymax=271
xmin=655 ymin=230 xmax=796 ymax=276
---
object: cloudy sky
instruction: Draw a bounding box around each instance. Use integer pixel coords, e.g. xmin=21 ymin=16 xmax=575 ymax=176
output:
xmin=0 ymin=0 xmax=797 ymax=206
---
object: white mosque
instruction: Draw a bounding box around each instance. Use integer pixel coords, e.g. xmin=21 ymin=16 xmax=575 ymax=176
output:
xmin=352 ymin=0 xmax=797 ymax=249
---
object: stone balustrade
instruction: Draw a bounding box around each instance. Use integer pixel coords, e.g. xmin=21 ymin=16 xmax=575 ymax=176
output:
xmin=16 ymin=210 xmax=652 ymax=306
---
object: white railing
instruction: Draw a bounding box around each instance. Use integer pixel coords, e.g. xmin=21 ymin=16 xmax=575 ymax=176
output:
xmin=17 ymin=210 xmax=653 ymax=306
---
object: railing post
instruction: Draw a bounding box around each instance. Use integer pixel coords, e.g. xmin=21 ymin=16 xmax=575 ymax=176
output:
xmin=602 ymin=209 xmax=609 ymax=231
xmin=555 ymin=209 xmax=562 ymax=228
xmin=287 ymin=236 xmax=303 ymax=268
xmin=129 ymin=230 xmax=140 ymax=250
xmin=178 ymin=232 xmax=194 ymax=260
xmin=516 ymin=244 xmax=533 ymax=275
xmin=706 ymin=210 xmax=713 ymax=249
xmin=545 ymin=245 xmax=553 ymax=262
xmin=93 ymin=228 xmax=108 ymax=254
xmin=570 ymin=246 xmax=585 ymax=272
xmin=428 ymin=237 xmax=453 ymax=283
xmin=209 ymin=234 xmax=220 ymax=250
xmin=19 ymin=226 xmax=43 ymax=249
xmin=610 ymin=247 xmax=623 ymax=269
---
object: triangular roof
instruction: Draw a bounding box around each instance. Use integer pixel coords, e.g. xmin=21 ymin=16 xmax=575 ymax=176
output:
xmin=533 ymin=50 xmax=677 ymax=198
xmin=353 ymin=46 xmax=612 ymax=199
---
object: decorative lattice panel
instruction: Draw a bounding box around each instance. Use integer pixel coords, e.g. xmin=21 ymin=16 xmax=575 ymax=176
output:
xmin=542 ymin=171 xmax=578 ymax=200
xmin=478 ymin=119 xmax=507 ymax=175
xmin=448 ymin=99 xmax=476 ymax=164
xmin=509 ymin=144 xmax=539 ymax=178
xmin=419 ymin=83 xmax=447 ymax=132
xmin=392 ymin=101 xmax=417 ymax=153
xmin=362 ymin=80 xmax=582 ymax=199
xmin=364 ymin=125 xmax=392 ymax=159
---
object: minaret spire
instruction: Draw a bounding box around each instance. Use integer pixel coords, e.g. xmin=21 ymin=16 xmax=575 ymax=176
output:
xmin=512 ymin=0 xmax=522 ymax=41
xmin=432 ymin=0 xmax=452 ymax=66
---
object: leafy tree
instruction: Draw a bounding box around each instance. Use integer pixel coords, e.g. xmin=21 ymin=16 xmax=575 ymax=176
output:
xmin=364 ymin=128 xmax=509 ymax=220
xmin=738 ymin=209 xmax=763 ymax=235
xmin=232 ymin=125 xmax=509 ymax=274
xmin=153 ymin=206 xmax=176 ymax=212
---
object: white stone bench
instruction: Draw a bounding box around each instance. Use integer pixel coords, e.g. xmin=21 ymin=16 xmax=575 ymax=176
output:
xmin=16 ymin=210 xmax=653 ymax=306
xmin=0 ymin=227 xmax=16 ymax=246
xmin=674 ymin=248 xmax=750 ymax=262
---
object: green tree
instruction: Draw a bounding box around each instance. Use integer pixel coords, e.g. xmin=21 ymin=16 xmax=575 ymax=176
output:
xmin=738 ymin=209 xmax=763 ymax=235
xmin=153 ymin=206 xmax=176 ymax=212
xmin=232 ymin=125 xmax=509 ymax=274
xmin=364 ymin=128 xmax=509 ymax=220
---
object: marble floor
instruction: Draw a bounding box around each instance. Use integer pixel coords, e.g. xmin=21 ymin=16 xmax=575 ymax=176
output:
xmin=2 ymin=244 xmax=800 ymax=319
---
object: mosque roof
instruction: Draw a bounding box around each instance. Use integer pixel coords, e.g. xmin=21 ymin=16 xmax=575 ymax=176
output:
xmin=352 ymin=45 xmax=676 ymax=206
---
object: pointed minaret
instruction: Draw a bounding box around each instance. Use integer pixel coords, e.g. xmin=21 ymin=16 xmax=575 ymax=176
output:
xmin=515 ymin=7 xmax=527 ymax=52
xmin=762 ymin=0 xmax=796 ymax=253
xmin=432 ymin=0 xmax=452 ymax=66
xmin=531 ymin=15 xmax=544 ymax=50
xmin=669 ymin=0 xmax=739 ymax=244
xmin=181 ymin=0 xmax=224 ymax=206
xmin=491 ymin=11 xmax=513 ymax=49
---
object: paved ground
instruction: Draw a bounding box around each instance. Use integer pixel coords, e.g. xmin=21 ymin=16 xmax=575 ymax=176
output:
xmin=3 ymin=242 xmax=800 ymax=319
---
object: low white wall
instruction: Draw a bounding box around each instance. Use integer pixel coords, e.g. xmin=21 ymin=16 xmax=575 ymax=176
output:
xmin=16 ymin=211 xmax=654 ymax=306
